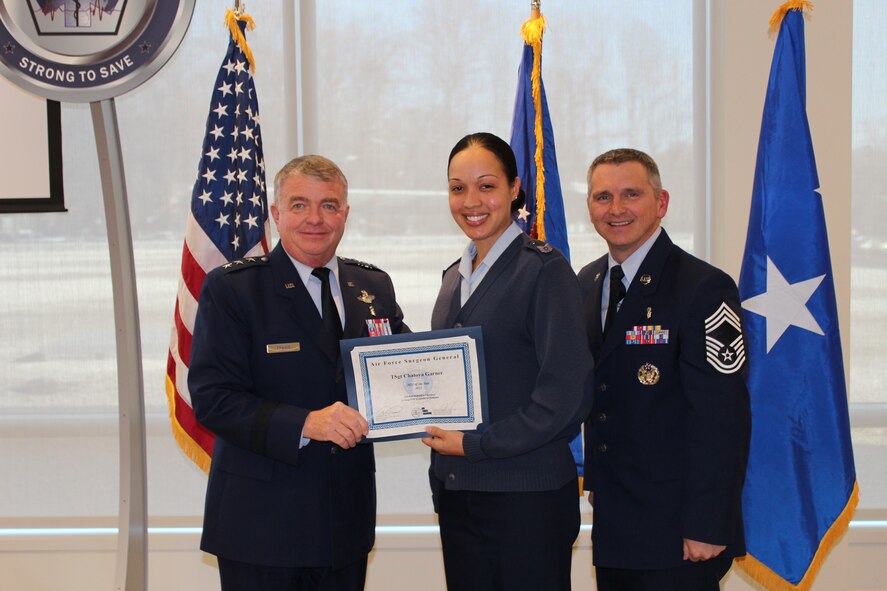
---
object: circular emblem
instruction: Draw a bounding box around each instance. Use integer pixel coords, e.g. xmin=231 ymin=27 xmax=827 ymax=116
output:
xmin=637 ymin=362 xmax=660 ymax=385
xmin=0 ymin=1 xmax=195 ymax=102
xmin=640 ymin=274 xmax=652 ymax=285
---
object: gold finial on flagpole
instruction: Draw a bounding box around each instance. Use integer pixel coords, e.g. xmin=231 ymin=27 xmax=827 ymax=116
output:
xmin=531 ymin=0 xmax=541 ymax=19
xmin=234 ymin=0 xmax=243 ymax=14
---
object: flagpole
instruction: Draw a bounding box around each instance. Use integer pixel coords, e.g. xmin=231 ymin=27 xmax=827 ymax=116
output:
xmin=531 ymin=0 xmax=540 ymax=19
xmin=91 ymin=98 xmax=148 ymax=591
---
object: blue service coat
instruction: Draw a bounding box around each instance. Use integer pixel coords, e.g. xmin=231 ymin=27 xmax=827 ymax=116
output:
xmin=578 ymin=229 xmax=751 ymax=570
xmin=430 ymin=233 xmax=594 ymax=493
xmin=189 ymin=242 xmax=406 ymax=568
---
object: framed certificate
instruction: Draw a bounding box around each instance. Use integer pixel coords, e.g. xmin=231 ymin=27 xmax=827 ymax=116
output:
xmin=340 ymin=327 xmax=488 ymax=442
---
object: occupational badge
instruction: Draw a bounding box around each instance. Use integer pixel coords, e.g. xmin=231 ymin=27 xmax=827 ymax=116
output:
xmin=640 ymin=274 xmax=652 ymax=285
xmin=704 ymin=302 xmax=746 ymax=374
xmin=637 ymin=363 xmax=660 ymax=385
xmin=356 ymin=290 xmax=376 ymax=316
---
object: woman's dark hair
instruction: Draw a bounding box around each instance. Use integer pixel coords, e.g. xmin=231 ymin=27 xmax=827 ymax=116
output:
xmin=447 ymin=132 xmax=527 ymax=213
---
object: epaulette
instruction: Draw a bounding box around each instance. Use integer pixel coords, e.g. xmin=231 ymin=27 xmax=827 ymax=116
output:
xmin=526 ymin=239 xmax=554 ymax=254
xmin=221 ymin=255 xmax=270 ymax=272
xmin=340 ymin=257 xmax=380 ymax=271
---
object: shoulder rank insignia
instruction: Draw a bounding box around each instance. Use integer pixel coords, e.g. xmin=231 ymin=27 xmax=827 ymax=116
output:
xmin=341 ymin=257 xmax=380 ymax=271
xmin=222 ymin=256 xmax=268 ymax=271
xmin=704 ymin=302 xmax=746 ymax=374
xmin=528 ymin=239 xmax=554 ymax=254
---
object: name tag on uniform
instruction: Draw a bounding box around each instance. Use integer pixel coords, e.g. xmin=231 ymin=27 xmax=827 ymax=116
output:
xmin=625 ymin=325 xmax=669 ymax=345
xmin=266 ymin=342 xmax=300 ymax=354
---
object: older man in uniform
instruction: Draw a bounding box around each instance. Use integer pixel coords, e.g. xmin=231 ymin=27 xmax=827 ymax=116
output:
xmin=190 ymin=155 xmax=407 ymax=591
xmin=578 ymin=148 xmax=751 ymax=591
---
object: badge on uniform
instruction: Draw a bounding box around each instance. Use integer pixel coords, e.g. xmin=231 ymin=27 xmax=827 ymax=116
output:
xmin=637 ymin=363 xmax=660 ymax=385
xmin=357 ymin=290 xmax=376 ymax=316
xmin=704 ymin=302 xmax=746 ymax=374
xmin=366 ymin=318 xmax=392 ymax=337
xmin=626 ymin=325 xmax=669 ymax=345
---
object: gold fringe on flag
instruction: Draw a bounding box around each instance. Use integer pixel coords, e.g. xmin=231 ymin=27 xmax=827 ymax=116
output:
xmin=769 ymin=1 xmax=813 ymax=36
xmin=165 ymin=374 xmax=212 ymax=473
xmin=736 ymin=481 xmax=859 ymax=591
xmin=225 ymin=8 xmax=257 ymax=73
xmin=520 ymin=13 xmax=548 ymax=241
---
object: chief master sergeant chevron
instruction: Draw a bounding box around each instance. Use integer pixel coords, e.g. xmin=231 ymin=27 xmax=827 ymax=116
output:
xmin=578 ymin=148 xmax=751 ymax=591
xmin=189 ymin=155 xmax=407 ymax=591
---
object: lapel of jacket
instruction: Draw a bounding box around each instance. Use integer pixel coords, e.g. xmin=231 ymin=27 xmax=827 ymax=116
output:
xmin=584 ymin=254 xmax=609 ymax=359
xmin=597 ymin=230 xmax=673 ymax=364
xmin=453 ymin=234 xmax=524 ymax=325
xmin=269 ymin=243 xmax=339 ymax=365
xmin=338 ymin=259 xmax=374 ymax=340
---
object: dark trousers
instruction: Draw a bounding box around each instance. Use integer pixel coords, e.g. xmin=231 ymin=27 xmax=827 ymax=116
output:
xmin=217 ymin=556 xmax=367 ymax=591
xmin=595 ymin=553 xmax=734 ymax=591
xmin=438 ymin=477 xmax=580 ymax=591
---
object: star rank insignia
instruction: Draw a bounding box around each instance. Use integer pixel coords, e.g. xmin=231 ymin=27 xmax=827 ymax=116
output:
xmin=341 ymin=257 xmax=379 ymax=271
xmin=704 ymin=302 xmax=746 ymax=374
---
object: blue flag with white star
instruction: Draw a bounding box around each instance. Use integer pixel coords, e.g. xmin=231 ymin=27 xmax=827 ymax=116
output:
xmin=509 ymin=14 xmax=581 ymax=476
xmin=737 ymin=7 xmax=857 ymax=591
xmin=509 ymin=20 xmax=569 ymax=260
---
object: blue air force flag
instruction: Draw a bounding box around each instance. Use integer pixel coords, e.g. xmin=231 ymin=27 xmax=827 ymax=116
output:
xmin=509 ymin=15 xmax=570 ymax=261
xmin=737 ymin=6 xmax=858 ymax=591
xmin=508 ymin=14 xmax=581 ymax=476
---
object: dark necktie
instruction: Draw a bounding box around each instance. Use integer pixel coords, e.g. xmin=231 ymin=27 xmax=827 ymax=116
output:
xmin=312 ymin=267 xmax=343 ymax=341
xmin=603 ymin=265 xmax=626 ymax=340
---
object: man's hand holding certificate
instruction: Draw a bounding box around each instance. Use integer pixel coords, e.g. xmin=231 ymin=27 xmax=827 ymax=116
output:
xmin=340 ymin=327 xmax=488 ymax=441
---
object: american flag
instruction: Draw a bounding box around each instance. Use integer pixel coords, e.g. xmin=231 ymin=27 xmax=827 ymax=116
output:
xmin=165 ymin=11 xmax=270 ymax=472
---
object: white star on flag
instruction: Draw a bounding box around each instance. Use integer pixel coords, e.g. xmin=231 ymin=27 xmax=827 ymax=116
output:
xmin=740 ymin=256 xmax=824 ymax=352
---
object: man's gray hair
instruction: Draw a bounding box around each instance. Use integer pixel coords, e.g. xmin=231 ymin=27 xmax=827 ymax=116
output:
xmin=273 ymin=155 xmax=348 ymax=202
xmin=587 ymin=148 xmax=663 ymax=194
